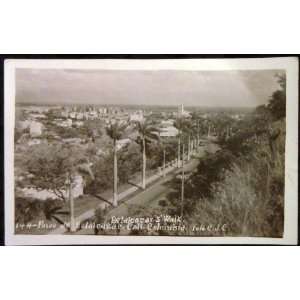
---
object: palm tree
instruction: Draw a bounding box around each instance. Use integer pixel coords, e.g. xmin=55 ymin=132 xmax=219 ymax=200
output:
xmin=207 ymin=120 xmax=212 ymax=138
xmin=196 ymin=118 xmax=203 ymax=150
xmin=163 ymin=147 xmax=166 ymax=177
xmin=190 ymin=120 xmax=201 ymax=154
xmin=159 ymin=140 xmax=167 ymax=178
xmin=181 ymin=143 xmax=185 ymax=217
xmin=135 ymin=120 xmax=158 ymax=190
xmin=182 ymin=120 xmax=194 ymax=161
xmin=106 ymin=120 xmax=128 ymax=206
xmin=174 ymin=118 xmax=187 ymax=168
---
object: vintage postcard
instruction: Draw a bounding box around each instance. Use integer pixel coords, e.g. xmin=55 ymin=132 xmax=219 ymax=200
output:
xmin=4 ymin=57 xmax=299 ymax=245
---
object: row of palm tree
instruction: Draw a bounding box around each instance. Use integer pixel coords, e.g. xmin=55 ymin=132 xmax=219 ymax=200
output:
xmin=174 ymin=117 xmax=204 ymax=167
xmin=106 ymin=119 xmax=159 ymax=207
xmin=105 ymin=117 xmax=204 ymax=208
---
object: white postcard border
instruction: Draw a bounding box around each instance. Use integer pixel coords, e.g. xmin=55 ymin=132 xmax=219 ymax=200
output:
xmin=5 ymin=57 xmax=298 ymax=245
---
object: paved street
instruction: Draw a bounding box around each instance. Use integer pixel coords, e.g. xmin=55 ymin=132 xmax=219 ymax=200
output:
xmin=106 ymin=157 xmax=200 ymax=217
xmin=76 ymin=156 xmax=201 ymax=235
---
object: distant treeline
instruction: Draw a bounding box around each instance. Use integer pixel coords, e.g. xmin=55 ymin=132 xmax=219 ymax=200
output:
xmin=16 ymin=102 xmax=254 ymax=114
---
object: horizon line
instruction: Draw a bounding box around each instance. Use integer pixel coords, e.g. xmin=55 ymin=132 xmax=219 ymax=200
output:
xmin=16 ymin=102 xmax=257 ymax=109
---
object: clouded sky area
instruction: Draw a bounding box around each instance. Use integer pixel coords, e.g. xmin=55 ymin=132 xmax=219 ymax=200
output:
xmin=16 ymin=69 xmax=284 ymax=107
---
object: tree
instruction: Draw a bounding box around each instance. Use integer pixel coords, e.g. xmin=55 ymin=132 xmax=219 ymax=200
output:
xmin=15 ymin=197 xmax=43 ymax=225
xmin=267 ymin=73 xmax=286 ymax=121
xmin=158 ymin=139 xmax=168 ymax=177
xmin=118 ymin=143 xmax=141 ymax=183
xmin=25 ymin=143 xmax=74 ymax=201
xmin=183 ymin=120 xmax=196 ymax=160
xmin=81 ymin=119 xmax=103 ymax=142
xmin=212 ymin=114 xmax=234 ymax=142
xmin=85 ymin=142 xmax=141 ymax=200
xmin=85 ymin=154 xmax=114 ymax=196
xmin=176 ymin=119 xmax=199 ymax=161
xmin=106 ymin=120 xmax=129 ymax=206
xmin=23 ymin=143 xmax=94 ymax=232
xmin=134 ymin=120 xmax=159 ymax=189
xmin=174 ymin=118 xmax=189 ymax=168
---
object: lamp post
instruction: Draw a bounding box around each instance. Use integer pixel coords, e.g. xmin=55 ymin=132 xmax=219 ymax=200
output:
xmin=181 ymin=144 xmax=185 ymax=218
xmin=177 ymin=136 xmax=181 ymax=168
xmin=187 ymin=135 xmax=191 ymax=161
xmin=163 ymin=148 xmax=166 ymax=177
xmin=197 ymin=119 xmax=200 ymax=150
xmin=67 ymin=172 xmax=76 ymax=233
xmin=113 ymin=139 xmax=119 ymax=204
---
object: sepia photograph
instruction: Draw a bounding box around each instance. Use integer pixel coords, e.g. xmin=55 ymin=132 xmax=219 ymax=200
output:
xmin=4 ymin=57 xmax=298 ymax=245
xmin=2 ymin=3 xmax=300 ymax=300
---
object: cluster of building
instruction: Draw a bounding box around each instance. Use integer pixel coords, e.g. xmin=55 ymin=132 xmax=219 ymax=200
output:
xmin=58 ymin=106 xmax=146 ymax=126
xmin=61 ymin=106 xmax=109 ymax=120
xmin=16 ymin=104 xmax=245 ymax=145
xmin=16 ymin=103 xmax=240 ymax=203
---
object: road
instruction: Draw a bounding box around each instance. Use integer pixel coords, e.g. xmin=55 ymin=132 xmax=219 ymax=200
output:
xmin=76 ymin=157 xmax=200 ymax=235
xmin=106 ymin=158 xmax=200 ymax=217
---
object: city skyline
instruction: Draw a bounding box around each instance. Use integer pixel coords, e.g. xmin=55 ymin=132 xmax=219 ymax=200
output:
xmin=16 ymin=69 xmax=284 ymax=107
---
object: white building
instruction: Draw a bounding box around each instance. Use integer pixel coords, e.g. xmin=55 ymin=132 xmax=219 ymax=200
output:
xmin=98 ymin=107 xmax=108 ymax=115
xmin=232 ymin=114 xmax=244 ymax=120
xmin=59 ymin=119 xmax=72 ymax=127
xmin=76 ymin=112 xmax=84 ymax=120
xmin=159 ymin=126 xmax=179 ymax=137
xmin=130 ymin=111 xmax=144 ymax=122
xmin=29 ymin=121 xmax=43 ymax=137
xmin=69 ymin=112 xmax=77 ymax=119
xmin=61 ymin=110 xmax=69 ymax=118
xmin=74 ymin=121 xmax=84 ymax=127
xmin=178 ymin=104 xmax=184 ymax=115
xmin=161 ymin=119 xmax=175 ymax=126
xmin=89 ymin=111 xmax=98 ymax=119
xmin=71 ymin=175 xmax=84 ymax=198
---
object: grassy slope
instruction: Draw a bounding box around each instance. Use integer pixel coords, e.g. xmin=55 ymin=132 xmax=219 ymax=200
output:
xmin=188 ymin=119 xmax=286 ymax=237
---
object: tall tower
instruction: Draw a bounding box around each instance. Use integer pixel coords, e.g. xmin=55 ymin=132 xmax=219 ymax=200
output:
xmin=178 ymin=104 xmax=184 ymax=116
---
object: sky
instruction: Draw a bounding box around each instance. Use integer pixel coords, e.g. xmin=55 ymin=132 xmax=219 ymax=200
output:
xmin=15 ymin=68 xmax=284 ymax=107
